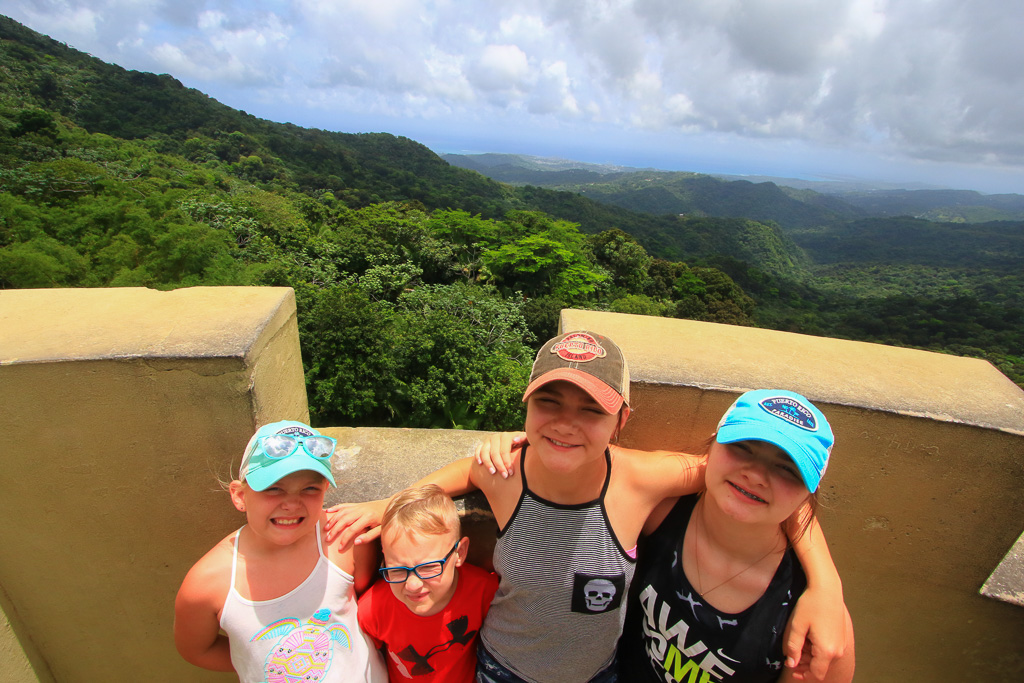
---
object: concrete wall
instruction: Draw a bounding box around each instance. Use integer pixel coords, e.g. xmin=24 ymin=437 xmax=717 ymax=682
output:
xmin=0 ymin=287 xmax=308 ymax=682
xmin=3 ymin=290 xmax=1023 ymax=681
xmin=0 ymin=598 xmax=38 ymax=683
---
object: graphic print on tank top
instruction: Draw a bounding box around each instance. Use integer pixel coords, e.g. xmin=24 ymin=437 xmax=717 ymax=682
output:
xmin=629 ymin=495 xmax=805 ymax=683
xmin=251 ymin=607 xmax=351 ymax=682
xmin=570 ymin=571 xmax=626 ymax=614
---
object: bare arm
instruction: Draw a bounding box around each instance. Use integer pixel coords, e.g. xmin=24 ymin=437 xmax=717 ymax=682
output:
xmin=780 ymin=606 xmax=855 ymax=682
xmin=416 ymin=456 xmax=481 ymax=496
xmin=325 ymin=457 xmax=481 ymax=546
xmin=475 ymin=431 xmax=527 ymax=477
xmin=784 ymin=512 xmax=848 ymax=680
xmin=619 ymin=446 xmax=706 ymax=501
xmin=173 ymin=556 xmax=234 ymax=672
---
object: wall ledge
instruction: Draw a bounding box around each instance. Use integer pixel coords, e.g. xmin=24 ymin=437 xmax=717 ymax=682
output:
xmin=0 ymin=286 xmax=296 ymax=365
xmin=563 ymin=310 xmax=1024 ymax=436
xmin=981 ymin=531 xmax=1024 ymax=608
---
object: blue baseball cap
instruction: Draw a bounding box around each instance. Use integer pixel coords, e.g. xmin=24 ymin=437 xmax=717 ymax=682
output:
xmin=715 ymin=390 xmax=833 ymax=492
xmin=239 ymin=420 xmax=337 ymax=491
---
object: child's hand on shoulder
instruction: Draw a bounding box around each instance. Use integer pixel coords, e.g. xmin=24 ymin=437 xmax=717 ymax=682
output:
xmin=475 ymin=431 xmax=526 ymax=478
xmin=324 ymin=499 xmax=388 ymax=546
xmin=783 ymin=585 xmax=849 ymax=680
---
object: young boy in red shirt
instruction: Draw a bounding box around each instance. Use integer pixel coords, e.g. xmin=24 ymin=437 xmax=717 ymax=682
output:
xmin=358 ymin=484 xmax=498 ymax=682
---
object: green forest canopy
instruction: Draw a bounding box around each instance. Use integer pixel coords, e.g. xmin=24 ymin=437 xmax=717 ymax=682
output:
xmin=2 ymin=14 xmax=1022 ymax=431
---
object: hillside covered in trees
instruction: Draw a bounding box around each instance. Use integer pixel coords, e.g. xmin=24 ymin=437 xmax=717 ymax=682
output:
xmin=2 ymin=15 xmax=1022 ymax=430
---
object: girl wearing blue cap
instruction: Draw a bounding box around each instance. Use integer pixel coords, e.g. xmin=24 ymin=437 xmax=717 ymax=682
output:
xmin=174 ymin=420 xmax=386 ymax=682
xmin=619 ymin=390 xmax=855 ymax=682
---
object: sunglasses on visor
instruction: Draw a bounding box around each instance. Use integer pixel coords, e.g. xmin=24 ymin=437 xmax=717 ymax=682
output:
xmin=256 ymin=434 xmax=337 ymax=459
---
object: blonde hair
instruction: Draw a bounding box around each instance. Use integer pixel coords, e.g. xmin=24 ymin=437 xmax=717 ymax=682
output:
xmin=382 ymin=484 xmax=460 ymax=539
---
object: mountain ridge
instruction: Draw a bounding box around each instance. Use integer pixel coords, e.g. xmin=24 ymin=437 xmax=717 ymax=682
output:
xmin=444 ymin=152 xmax=1024 ymax=223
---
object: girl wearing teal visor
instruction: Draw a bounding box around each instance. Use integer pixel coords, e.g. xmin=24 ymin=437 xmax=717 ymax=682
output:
xmin=174 ymin=420 xmax=386 ymax=682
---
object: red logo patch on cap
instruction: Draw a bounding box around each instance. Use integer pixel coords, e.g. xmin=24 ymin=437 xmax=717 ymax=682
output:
xmin=550 ymin=332 xmax=607 ymax=363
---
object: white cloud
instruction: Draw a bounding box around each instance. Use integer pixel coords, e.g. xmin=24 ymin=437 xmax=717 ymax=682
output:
xmin=498 ymin=13 xmax=548 ymax=43
xmin=4 ymin=0 xmax=1024 ymax=189
xmin=146 ymin=7 xmax=291 ymax=85
xmin=468 ymin=44 xmax=530 ymax=93
xmin=7 ymin=2 xmax=101 ymax=43
xmin=315 ymin=0 xmax=421 ymax=33
xmin=196 ymin=10 xmax=225 ymax=31
xmin=665 ymin=93 xmax=698 ymax=128
xmin=527 ymin=60 xmax=579 ymax=115
xmin=422 ymin=50 xmax=474 ymax=102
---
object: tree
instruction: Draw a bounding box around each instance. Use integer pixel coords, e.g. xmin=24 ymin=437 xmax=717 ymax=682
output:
xmin=588 ymin=229 xmax=653 ymax=295
xmin=299 ymin=285 xmax=397 ymax=425
xmin=610 ymin=294 xmax=670 ymax=317
xmin=391 ymin=283 xmax=534 ymax=429
xmin=12 ymin=109 xmax=59 ymax=139
xmin=0 ymin=236 xmax=88 ymax=287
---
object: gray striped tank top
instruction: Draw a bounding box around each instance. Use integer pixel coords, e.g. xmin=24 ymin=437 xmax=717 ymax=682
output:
xmin=480 ymin=446 xmax=636 ymax=682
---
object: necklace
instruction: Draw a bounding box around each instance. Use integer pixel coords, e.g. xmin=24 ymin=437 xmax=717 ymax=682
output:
xmin=692 ymin=498 xmax=781 ymax=598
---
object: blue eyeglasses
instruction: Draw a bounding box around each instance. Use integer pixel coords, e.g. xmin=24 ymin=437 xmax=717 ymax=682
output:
xmin=378 ymin=542 xmax=459 ymax=583
xmin=257 ymin=434 xmax=337 ymax=459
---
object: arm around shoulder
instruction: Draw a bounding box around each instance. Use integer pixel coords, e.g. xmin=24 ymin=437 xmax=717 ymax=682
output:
xmin=616 ymin=446 xmax=706 ymax=500
xmin=399 ymin=454 xmax=500 ymax=505
xmin=785 ymin=514 xmax=848 ymax=681
xmin=326 ymin=457 xmax=482 ymax=546
xmin=780 ymin=606 xmax=855 ymax=683
xmin=323 ymin=510 xmax=380 ymax=597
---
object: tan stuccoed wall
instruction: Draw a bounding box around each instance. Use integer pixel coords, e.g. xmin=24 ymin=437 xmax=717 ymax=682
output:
xmin=0 ymin=287 xmax=308 ymax=682
xmin=3 ymin=290 xmax=1024 ymax=681
xmin=0 ymin=603 xmax=38 ymax=683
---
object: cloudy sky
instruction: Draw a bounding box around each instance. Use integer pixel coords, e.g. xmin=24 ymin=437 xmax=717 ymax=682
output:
xmin=6 ymin=0 xmax=1024 ymax=193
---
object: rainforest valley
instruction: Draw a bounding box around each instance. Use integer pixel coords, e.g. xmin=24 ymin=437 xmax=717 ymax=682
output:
xmin=2 ymin=15 xmax=1022 ymax=431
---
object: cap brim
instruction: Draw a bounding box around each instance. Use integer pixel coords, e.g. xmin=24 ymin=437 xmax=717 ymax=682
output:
xmin=522 ymin=368 xmax=625 ymax=414
xmin=244 ymin=455 xmax=337 ymax=492
xmin=716 ymin=423 xmax=822 ymax=492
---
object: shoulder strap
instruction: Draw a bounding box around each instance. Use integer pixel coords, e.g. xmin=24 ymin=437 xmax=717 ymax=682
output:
xmin=599 ymin=447 xmax=612 ymax=498
xmin=229 ymin=526 xmax=243 ymax=591
xmin=314 ymin=520 xmax=325 ymax=558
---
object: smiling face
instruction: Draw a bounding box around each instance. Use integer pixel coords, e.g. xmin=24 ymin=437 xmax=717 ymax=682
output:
xmin=524 ymin=380 xmax=623 ymax=476
xmin=704 ymin=439 xmax=810 ymax=527
xmin=230 ymin=470 xmax=329 ymax=545
xmin=380 ymin=528 xmax=466 ymax=617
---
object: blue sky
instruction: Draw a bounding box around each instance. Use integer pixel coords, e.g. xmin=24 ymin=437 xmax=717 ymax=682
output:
xmin=6 ymin=0 xmax=1024 ymax=194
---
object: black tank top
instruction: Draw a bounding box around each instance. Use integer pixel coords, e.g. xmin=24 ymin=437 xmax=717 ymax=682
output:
xmin=619 ymin=495 xmax=806 ymax=682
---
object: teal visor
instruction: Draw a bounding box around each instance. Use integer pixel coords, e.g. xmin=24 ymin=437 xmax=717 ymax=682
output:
xmin=241 ymin=433 xmax=337 ymax=491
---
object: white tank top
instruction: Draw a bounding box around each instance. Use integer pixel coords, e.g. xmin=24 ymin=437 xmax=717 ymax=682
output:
xmin=219 ymin=522 xmax=386 ymax=683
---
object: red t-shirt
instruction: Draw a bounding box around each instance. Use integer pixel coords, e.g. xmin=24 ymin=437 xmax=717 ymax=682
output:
xmin=358 ymin=563 xmax=498 ymax=682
